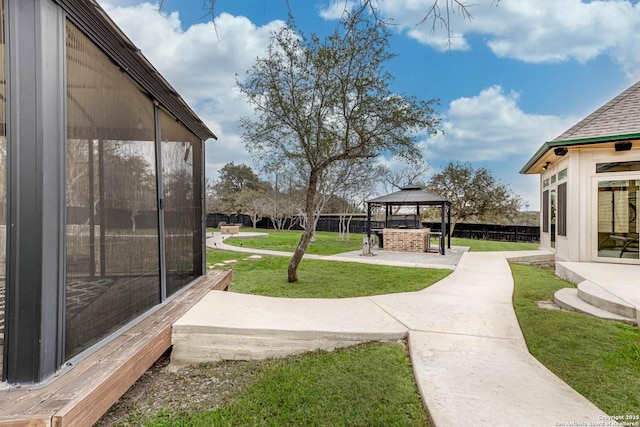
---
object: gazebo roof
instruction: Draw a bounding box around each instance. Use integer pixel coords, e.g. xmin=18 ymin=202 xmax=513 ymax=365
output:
xmin=367 ymin=185 xmax=449 ymax=205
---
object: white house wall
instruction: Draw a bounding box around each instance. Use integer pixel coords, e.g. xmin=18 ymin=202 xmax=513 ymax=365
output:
xmin=542 ymin=145 xmax=640 ymax=264
xmin=539 ymin=157 xmax=571 ymax=260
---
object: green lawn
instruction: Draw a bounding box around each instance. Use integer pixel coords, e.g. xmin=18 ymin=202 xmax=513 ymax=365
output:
xmin=141 ymin=342 xmax=428 ymax=427
xmin=207 ymin=249 xmax=451 ymax=298
xmin=452 ymin=237 xmax=538 ymax=252
xmin=222 ymin=228 xmax=363 ymax=255
xmin=511 ymin=263 xmax=640 ymax=415
xmin=219 ymin=228 xmax=539 ymax=254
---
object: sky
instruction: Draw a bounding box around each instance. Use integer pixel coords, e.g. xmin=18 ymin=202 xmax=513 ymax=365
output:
xmin=98 ymin=0 xmax=640 ymax=211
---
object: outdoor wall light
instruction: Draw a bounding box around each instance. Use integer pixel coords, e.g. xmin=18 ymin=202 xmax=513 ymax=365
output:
xmin=554 ymin=147 xmax=568 ymax=156
xmin=542 ymin=161 xmax=551 ymax=170
xmin=614 ymin=141 xmax=632 ymax=151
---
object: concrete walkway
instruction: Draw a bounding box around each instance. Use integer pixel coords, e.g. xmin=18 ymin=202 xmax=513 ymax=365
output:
xmin=177 ymin=233 xmax=607 ymax=426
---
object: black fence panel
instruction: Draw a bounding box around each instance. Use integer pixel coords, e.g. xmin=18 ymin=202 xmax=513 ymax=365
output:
xmin=422 ymin=222 xmax=540 ymax=243
xmin=206 ymin=214 xmax=540 ymax=243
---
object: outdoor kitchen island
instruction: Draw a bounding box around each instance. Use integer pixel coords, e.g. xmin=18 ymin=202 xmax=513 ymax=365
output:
xmin=382 ymin=228 xmax=432 ymax=253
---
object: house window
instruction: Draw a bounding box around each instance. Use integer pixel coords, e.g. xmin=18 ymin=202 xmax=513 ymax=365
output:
xmin=558 ymin=168 xmax=568 ymax=180
xmin=550 ymin=189 xmax=557 ymax=248
xmin=557 ymin=183 xmax=567 ymax=236
xmin=543 ymin=190 xmax=549 ymax=233
xmin=596 ymin=161 xmax=640 ymax=173
xmin=543 ymin=178 xmax=549 ymax=187
xmin=597 ymin=180 xmax=639 ymax=260
xmin=551 ymin=175 xmax=557 ymax=184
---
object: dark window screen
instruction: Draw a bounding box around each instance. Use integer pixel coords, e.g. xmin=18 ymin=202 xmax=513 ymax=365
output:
xmin=558 ymin=183 xmax=567 ymax=237
xmin=160 ymin=110 xmax=203 ymax=296
xmin=0 ymin=0 xmax=6 ymax=375
xmin=542 ymin=190 xmax=549 ymax=233
xmin=65 ymin=22 xmax=160 ymax=359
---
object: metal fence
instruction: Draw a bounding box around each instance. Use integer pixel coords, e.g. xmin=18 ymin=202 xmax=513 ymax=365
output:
xmin=423 ymin=222 xmax=540 ymax=243
xmin=207 ymin=213 xmax=540 ymax=243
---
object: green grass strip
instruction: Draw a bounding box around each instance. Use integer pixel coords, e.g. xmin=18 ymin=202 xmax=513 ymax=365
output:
xmin=452 ymin=237 xmax=538 ymax=252
xmin=222 ymin=229 xmax=363 ymax=255
xmin=511 ymin=263 xmax=640 ymax=415
xmin=143 ymin=342 xmax=428 ymax=427
xmin=207 ymin=249 xmax=451 ymax=298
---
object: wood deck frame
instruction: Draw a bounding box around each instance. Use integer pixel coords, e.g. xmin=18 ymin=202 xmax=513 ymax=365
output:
xmin=0 ymin=270 xmax=232 ymax=426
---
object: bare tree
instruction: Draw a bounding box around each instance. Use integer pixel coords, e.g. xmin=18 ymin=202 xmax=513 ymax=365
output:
xmin=160 ymin=0 xmax=496 ymax=46
xmin=239 ymin=11 xmax=439 ymax=282
xmin=380 ymin=158 xmax=431 ymax=192
xmin=237 ymin=187 xmax=271 ymax=228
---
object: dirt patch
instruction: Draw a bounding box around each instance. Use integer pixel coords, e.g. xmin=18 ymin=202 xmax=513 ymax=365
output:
xmin=96 ymin=349 xmax=260 ymax=426
xmin=537 ymin=300 xmax=561 ymax=310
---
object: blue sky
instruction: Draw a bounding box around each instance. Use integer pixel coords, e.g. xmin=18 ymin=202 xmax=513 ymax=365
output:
xmin=99 ymin=0 xmax=640 ymax=210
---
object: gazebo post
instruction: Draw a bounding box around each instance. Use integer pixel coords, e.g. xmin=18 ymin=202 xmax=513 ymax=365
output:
xmin=366 ymin=202 xmax=372 ymax=243
xmin=440 ymin=202 xmax=446 ymax=255
xmin=386 ymin=204 xmax=391 ymax=228
xmin=447 ymin=203 xmax=451 ymax=249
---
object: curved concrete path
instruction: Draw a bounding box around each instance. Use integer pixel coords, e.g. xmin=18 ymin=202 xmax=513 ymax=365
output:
xmin=176 ymin=233 xmax=607 ymax=426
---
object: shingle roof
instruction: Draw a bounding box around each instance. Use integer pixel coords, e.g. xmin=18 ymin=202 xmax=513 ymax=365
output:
xmin=367 ymin=185 xmax=449 ymax=205
xmin=553 ymin=80 xmax=640 ymax=142
xmin=521 ymin=80 xmax=640 ymax=174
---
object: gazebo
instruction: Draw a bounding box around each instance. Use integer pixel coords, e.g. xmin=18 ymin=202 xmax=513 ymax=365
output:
xmin=366 ymin=185 xmax=451 ymax=255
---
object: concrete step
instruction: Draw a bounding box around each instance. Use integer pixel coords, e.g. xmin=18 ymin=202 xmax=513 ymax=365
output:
xmin=170 ymin=291 xmax=408 ymax=367
xmin=553 ymin=288 xmax=637 ymax=325
xmin=577 ymin=280 xmax=637 ymax=319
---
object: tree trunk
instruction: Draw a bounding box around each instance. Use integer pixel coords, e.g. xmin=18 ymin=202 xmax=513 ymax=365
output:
xmin=287 ymin=169 xmax=319 ymax=282
xmin=287 ymin=222 xmax=314 ymax=282
xmin=346 ymin=214 xmax=353 ymax=242
xmin=450 ymin=217 xmax=458 ymax=236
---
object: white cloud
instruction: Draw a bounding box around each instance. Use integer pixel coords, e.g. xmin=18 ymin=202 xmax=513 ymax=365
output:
xmin=99 ymin=2 xmax=285 ymax=181
xmin=418 ymin=86 xmax=577 ymax=210
xmin=420 ymin=85 xmax=575 ymax=161
xmin=376 ymin=0 xmax=640 ymax=80
xmin=318 ymin=0 xmax=357 ymax=19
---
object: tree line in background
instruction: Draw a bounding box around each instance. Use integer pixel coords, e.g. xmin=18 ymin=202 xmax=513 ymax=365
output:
xmin=207 ymin=160 xmax=536 ymax=234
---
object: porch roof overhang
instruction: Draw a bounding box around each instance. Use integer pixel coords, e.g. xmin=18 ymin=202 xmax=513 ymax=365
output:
xmin=519 ymin=133 xmax=640 ymax=175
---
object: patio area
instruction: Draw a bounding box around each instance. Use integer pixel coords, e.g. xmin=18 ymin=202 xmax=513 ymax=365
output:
xmin=323 ymin=244 xmax=469 ymax=269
